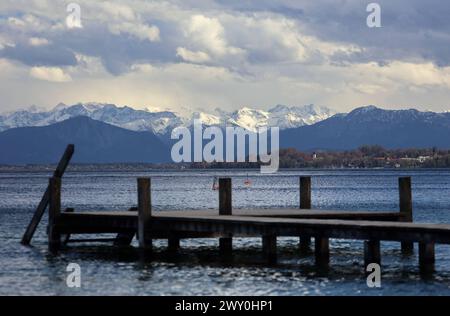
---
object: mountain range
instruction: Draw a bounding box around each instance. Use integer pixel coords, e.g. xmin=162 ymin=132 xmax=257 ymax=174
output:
xmin=1 ymin=104 xmax=450 ymax=164
xmin=0 ymin=102 xmax=335 ymax=136
xmin=280 ymin=106 xmax=450 ymax=151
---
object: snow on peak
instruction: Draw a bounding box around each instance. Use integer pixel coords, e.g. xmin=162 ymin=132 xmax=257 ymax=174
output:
xmin=24 ymin=105 xmax=46 ymax=113
xmin=52 ymin=102 xmax=68 ymax=111
xmin=226 ymin=107 xmax=270 ymax=132
xmin=191 ymin=112 xmax=222 ymax=126
xmin=267 ymin=104 xmax=336 ymax=129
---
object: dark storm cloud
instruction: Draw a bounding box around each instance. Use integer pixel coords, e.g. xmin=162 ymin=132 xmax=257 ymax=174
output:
xmin=0 ymin=43 xmax=78 ymax=67
xmin=46 ymin=21 xmax=179 ymax=75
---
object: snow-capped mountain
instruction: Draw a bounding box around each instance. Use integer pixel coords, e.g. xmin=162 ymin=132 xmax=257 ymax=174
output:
xmin=186 ymin=104 xmax=336 ymax=132
xmin=0 ymin=103 xmax=336 ymax=134
xmin=0 ymin=103 xmax=184 ymax=135
xmin=267 ymin=104 xmax=336 ymax=130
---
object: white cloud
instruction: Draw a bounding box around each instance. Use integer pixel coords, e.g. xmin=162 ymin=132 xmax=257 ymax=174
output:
xmin=130 ymin=63 xmax=154 ymax=73
xmin=182 ymin=14 xmax=245 ymax=58
xmin=176 ymin=47 xmax=210 ymax=63
xmin=109 ymin=22 xmax=160 ymax=42
xmin=351 ymin=62 xmax=450 ymax=89
xmin=28 ymin=37 xmax=49 ymax=46
xmin=29 ymin=66 xmax=72 ymax=82
xmin=7 ymin=14 xmax=51 ymax=31
xmin=7 ymin=17 xmax=26 ymax=27
xmin=98 ymin=2 xmax=136 ymax=21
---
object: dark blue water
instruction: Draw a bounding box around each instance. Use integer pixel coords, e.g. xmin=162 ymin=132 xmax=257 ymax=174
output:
xmin=1 ymin=169 xmax=450 ymax=295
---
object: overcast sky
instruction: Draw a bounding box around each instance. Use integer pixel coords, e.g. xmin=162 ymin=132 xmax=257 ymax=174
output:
xmin=1 ymin=0 xmax=450 ymax=113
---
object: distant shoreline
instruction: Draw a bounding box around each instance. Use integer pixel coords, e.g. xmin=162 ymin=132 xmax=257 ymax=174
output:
xmin=1 ymin=164 xmax=450 ymax=173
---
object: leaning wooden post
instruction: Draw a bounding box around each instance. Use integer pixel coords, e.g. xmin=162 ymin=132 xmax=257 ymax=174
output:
xmin=137 ymin=178 xmax=152 ymax=250
xmin=48 ymin=177 xmax=61 ymax=252
xmin=399 ymin=177 xmax=414 ymax=253
xmin=219 ymin=178 xmax=232 ymax=255
xmin=22 ymin=144 xmax=74 ymax=245
xmin=299 ymin=176 xmax=312 ymax=251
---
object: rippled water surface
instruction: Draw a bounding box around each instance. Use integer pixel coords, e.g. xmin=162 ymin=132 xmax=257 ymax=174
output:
xmin=1 ymin=169 xmax=450 ymax=295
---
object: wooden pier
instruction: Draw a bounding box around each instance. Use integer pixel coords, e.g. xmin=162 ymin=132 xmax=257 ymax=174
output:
xmin=21 ymin=145 xmax=450 ymax=273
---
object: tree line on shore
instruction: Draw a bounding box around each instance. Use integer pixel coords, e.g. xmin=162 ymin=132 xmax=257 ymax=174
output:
xmin=277 ymin=146 xmax=450 ymax=168
xmin=188 ymin=145 xmax=450 ymax=169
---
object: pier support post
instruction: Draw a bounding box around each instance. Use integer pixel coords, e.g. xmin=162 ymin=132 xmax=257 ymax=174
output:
xmin=138 ymin=178 xmax=152 ymax=251
xmin=299 ymin=177 xmax=312 ymax=251
xmin=399 ymin=177 xmax=414 ymax=253
xmin=315 ymin=237 xmax=329 ymax=266
xmin=219 ymin=178 xmax=232 ymax=215
xmin=168 ymin=238 xmax=180 ymax=252
xmin=300 ymin=176 xmax=311 ymax=209
xmin=262 ymin=235 xmax=277 ymax=264
xmin=364 ymin=240 xmax=381 ymax=266
xmin=62 ymin=208 xmax=74 ymax=245
xmin=219 ymin=238 xmax=232 ymax=256
xmin=219 ymin=178 xmax=232 ymax=255
xmin=299 ymin=236 xmax=312 ymax=253
xmin=48 ymin=177 xmax=61 ymax=253
xmin=114 ymin=208 xmax=137 ymax=246
xmin=419 ymin=242 xmax=435 ymax=272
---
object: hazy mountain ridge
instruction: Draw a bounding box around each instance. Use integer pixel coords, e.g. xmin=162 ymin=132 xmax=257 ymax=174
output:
xmin=0 ymin=116 xmax=170 ymax=164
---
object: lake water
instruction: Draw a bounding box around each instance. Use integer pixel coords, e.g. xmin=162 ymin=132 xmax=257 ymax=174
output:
xmin=1 ymin=169 xmax=450 ymax=295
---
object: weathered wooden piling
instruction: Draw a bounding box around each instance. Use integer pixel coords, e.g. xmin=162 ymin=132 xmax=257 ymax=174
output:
xmin=314 ymin=237 xmax=329 ymax=266
xmin=419 ymin=242 xmax=435 ymax=272
xmin=137 ymin=178 xmax=152 ymax=250
xmin=219 ymin=178 xmax=233 ymax=255
xmin=299 ymin=176 xmax=312 ymax=251
xmin=262 ymin=235 xmax=277 ymax=264
xmin=300 ymin=176 xmax=311 ymax=209
xmin=364 ymin=240 xmax=381 ymax=266
xmin=48 ymin=177 xmax=61 ymax=252
xmin=114 ymin=208 xmax=137 ymax=246
xmin=399 ymin=177 xmax=414 ymax=253
xmin=62 ymin=208 xmax=74 ymax=245
xmin=168 ymin=238 xmax=181 ymax=252
xmin=219 ymin=178 xmax=232 ymax=215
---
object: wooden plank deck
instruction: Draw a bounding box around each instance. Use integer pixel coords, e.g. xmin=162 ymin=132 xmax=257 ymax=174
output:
xmin=60 ymin=208 xmax=405 ymax=219
xmin=152 ymin=214 xmax=450 ymax=244
xmin=57 ymin=210 xmax=450 ymax=244
xmin=55 ymin=208 xmax=404 ymax=235
xmin=160 ymin=209 xmax=405 ymax=221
